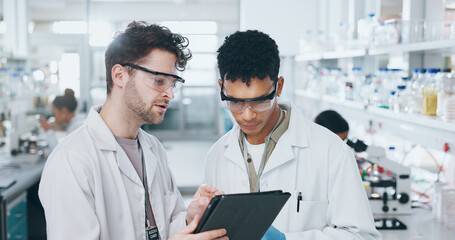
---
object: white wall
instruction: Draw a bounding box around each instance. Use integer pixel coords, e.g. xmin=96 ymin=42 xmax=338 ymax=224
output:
xmin=240 ymin=0 xmax=318 ymax=56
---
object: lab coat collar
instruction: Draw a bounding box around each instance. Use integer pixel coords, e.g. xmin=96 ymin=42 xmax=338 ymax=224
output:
xmin=286 ymin=102 xmax=310 ymax=148
xmin=86 ymin=106 xmax=157 ymax=187
xmin=115 ymin=130 xmax=158 ymax=188
xmin=222 ymin=103 xmax=310 ymax=173
xmin=224 ymin=127 xmax=248 ymax=173
xmin=262 ymin=103 xmax=310 ymax=174
xmin=86 ymin=106 xmax=118 ymax=151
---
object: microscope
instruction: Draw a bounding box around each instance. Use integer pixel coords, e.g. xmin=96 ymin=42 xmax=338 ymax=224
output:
xmin=347 ymin=139 xmax=411 ymax=230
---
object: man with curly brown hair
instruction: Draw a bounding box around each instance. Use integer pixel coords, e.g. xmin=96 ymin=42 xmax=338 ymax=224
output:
xmin=39 ymin=21 xmax=227 ymax=240
xmin=204 ymin=30 xmax=381 ymax=240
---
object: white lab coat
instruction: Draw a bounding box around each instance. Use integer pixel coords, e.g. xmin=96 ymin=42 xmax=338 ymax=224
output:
xmin=204 ymin=104 xmax=382 ymax=240
xmin=44 ymin=113 xmax=86 ymax=151
xmin=39 ymin=106 xmax=186 ymax=240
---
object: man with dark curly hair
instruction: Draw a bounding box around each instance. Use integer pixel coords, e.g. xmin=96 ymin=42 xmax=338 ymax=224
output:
xmin=39 ymin=21 xmax=227 ymax=240
xmin=204 ymin=30 xmax=381 ymax=240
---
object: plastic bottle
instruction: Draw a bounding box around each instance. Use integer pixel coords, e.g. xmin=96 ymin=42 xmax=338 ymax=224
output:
xmin=299 ymin=30 xmax=315 ymax=53
xmin=358 ymin=13 xmax=380 ymax=46
xmin=359 ymin=74 xmax=372 ymax=105
xmin=390 ymin=85 xmax=406 ymax=112
xmin=411 ymin=68 xmax=420 ymax=83
xmin=347 ymin=67 xmax=365 ymax=101
xmin=386 ymin=69 xmax=402 ymax=93
xmin=423 ymin=68 xmax=440 ymax=115
xmin=369 ymin=69 xmax=386 ymax=107
xmin=327 ymin=68 xmax=344 ymax=98
xmin=320 ymin=67 xmax=331 ymax=95
xmin=384 ymin=21 xmax=399 ymax=45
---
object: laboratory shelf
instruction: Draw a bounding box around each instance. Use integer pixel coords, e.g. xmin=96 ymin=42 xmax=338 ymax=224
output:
xmin=295 ymin=52 xmax=322 ymax=61
xmin=0 ymin=52 xmax=27 ymax=61
xmin=368 ymin=39 xmax=455 ymax=55
xmin=322 ymin=48 xmax=367 ymax=59
xmin=295 ymin=90 xmax=455 ymax=153
xmin=294 ymin=40 xmax=455 ymax=62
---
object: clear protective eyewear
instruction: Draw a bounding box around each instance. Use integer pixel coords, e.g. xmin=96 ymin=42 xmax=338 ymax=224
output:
xmin=121 ymin=63 xmax=185 ymax=92
xmin=220 ymin=80 xmax=277 ymax=113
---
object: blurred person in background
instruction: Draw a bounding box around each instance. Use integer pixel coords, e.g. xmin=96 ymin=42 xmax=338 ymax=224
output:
xmin=314 ymin=110 xmax=349 ymax=140
xmin=314 ymin=110 xmax=368 ymax=153
xmin=39 ymin=88 xmax=85 ymax=151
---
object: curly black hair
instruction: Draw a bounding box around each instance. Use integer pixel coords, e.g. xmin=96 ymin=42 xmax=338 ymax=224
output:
xmin=217 ymin=30 xmax=280 ymax=86
xmin=105 ymin=21 xmax=192 ymax=95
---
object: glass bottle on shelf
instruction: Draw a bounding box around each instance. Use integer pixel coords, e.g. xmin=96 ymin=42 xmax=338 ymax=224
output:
xmin=422 ymin=68 xmax=440 ymax=116
xmin=437 ymin=68 xmax=454 ymax=120
xmin=408 ymin=68 xmax=426 ymax=114
xmin=387 ymin=69 xmax=402 ymax=93
xmin=0 ymin=68 xmax=8 ymax=98
xmin=390 ymin=85 xmax=406 ymax=113
xmin=358 ymin=13 xmax=380 ymax=47
xmin=346 ymin=67 xmax=364 ymax=101
xmin=9 ymin=73 xmax=22 ymax=98
xmin=327 ymin=67 xmax=344 ymax=98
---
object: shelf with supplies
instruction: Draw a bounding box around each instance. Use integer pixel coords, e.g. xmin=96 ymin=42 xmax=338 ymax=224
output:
xmin=295 ymin=39 xmax=455 ymax=61
xmin=0 ymin=52 xmax=27 ymax=62
xmin=294 ymin=89 xmax=455 ymax=153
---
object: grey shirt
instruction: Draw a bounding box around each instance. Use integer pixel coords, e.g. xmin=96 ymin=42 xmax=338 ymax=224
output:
xmin=114 ymin=135 xmax=157 ymax=227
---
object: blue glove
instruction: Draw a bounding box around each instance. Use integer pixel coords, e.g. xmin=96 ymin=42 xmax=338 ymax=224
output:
xmin=261 ymin=225 xmax=286 ymax=240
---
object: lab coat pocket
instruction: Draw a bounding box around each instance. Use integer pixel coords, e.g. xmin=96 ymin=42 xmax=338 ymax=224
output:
xmin=289 ymin=193 xmax=328 ymax=231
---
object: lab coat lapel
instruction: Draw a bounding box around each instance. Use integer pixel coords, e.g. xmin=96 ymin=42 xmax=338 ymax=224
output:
xmin=116 ymin=145 xmax=144 ymax=187
xmin=223 ymin=126 xmax=248 ymax=173
xmin=86 ymin=106 xmax=144 ymax=186
xmin=262 ymin=132 xmax=295 ymax=175
xmin=262 ymin=103 xmax=310 ymax=175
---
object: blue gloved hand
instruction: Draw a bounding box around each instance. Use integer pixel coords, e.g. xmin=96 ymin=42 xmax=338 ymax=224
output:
xmin=261 ymin=225 xmax=286 ymax=240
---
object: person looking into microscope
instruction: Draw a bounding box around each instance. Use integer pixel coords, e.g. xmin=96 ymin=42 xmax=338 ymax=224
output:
xmin=39 ymin=88 xmax=85 ymax=151
xmin=314 ymin=110 xmax=368 ymax=152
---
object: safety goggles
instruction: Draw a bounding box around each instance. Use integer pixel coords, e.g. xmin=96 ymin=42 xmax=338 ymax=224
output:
xmin=121 ymin=63 xmax=185 ymax=92
xmin=220 ymin=80 xmax=277 ymax=113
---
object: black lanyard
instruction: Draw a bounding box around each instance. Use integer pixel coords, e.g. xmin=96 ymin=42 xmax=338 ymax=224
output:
xmin=139 ymin=143 xmax=150 ymax=227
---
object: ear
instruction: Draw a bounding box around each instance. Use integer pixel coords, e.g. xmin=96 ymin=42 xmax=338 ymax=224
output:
xmin=111 ymin=64 xmax=128 ymax=89
xmin=276 ymin=76 xmax=284 ymax=97
xmin=218 ymin=78 xmax=223 ymax=89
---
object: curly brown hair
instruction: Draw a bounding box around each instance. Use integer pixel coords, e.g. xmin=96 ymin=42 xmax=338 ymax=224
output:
xmin=105 ymin=21 xmax=192 ymax=95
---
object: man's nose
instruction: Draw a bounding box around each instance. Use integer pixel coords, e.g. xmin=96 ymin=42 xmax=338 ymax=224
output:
xmin=162 ymin=85 xmax=174 ymax=99
xmin=241 ymin=105 xmax=256 ymax=120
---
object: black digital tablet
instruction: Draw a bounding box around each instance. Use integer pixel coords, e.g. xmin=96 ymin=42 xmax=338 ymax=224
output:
xmin=194 ymin=190 xmax=291 ymax=240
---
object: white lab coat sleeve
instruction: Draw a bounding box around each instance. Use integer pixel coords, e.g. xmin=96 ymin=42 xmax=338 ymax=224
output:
xmin=39 ymin=149 xmax=100 ymax=240
xmin=44 ymin=129 xmax=58 ymax=151
xmin=284 ymin=143 xmax=382 ymax=240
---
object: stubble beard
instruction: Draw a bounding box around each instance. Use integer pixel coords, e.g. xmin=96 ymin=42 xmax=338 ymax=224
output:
xmin=124 ymin=79 xmax=165 ymax=125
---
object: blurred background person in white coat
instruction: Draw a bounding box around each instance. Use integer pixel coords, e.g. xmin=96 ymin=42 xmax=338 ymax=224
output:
xmin=39 ymin=88 xmax=85 ymax=151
